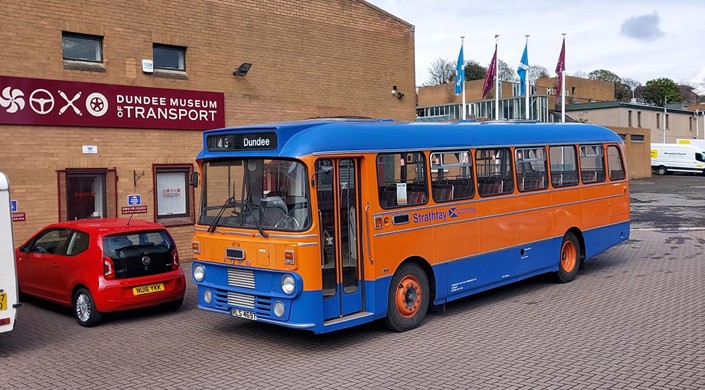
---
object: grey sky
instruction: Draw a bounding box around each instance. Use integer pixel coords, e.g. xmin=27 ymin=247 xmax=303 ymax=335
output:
xmin=365 ymin=0 xmax=704 ymax=94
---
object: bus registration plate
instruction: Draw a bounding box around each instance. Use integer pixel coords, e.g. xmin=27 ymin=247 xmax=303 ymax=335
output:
xmin=231 ymin=308 xmax=257 ymax=320
xmin=0 ymin=292 xmax=6 ymax=311
xmin=132 ymin=283 xmax=165 ymax=296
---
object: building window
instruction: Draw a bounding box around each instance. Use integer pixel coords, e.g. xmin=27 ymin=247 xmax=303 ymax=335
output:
xmin=62 ymin=32 xmax=103 ymax=62
xmin=153 ymin=44 xmax=186 ymax=71
xmin=154 ymin=165 xmax=194 ymax=225
xmin=631 ymin=134 xmax=645 ymax=142
xmin=628 ymin=110 xmax=632 ymax=127
xmin=656 ymin=113 xmax=661 ymax=129
xmin=637 ymin=111 xmax=642 ymax=127
xmin=690 ymin=117 xmax=693 ymax=132
xmin=666 ymin=114 xmax=670 ymax=129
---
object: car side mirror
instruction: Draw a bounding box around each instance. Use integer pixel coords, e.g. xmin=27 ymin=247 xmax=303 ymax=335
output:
xmin=190 ymin=172 xmax=199 ymax=188
xmin=19 ymin=245 xmax=28 ymax=252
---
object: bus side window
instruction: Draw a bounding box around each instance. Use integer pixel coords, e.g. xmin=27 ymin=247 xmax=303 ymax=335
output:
xmin=607 ymin=145 xmax=626 ymax=180
xmin=376 ymin=152 xmax=428 ymax=208
xmin=549 ymin=145 xmax=579 ymax=187
xmin=475 ymin=148 xmax=514 ymax=197
xmin=430 ymin=150 xmax=473 ymax=202
xmin=580 ymin=145 xmax=606 ymax=184
xmin=515 ymin=147 xmax=548 ymax=192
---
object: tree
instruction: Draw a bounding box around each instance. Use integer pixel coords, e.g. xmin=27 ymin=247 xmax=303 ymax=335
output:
xmin=588 ymin=69 xmax=621 ymax=84
xmin=497 ymin=59 xmax=518 ymax=82
xmin=616 ymin=78 xmax=642 ymax=102
xmin=425 ymin=58 xmax=456 ymax=86
xmin=464 ymin=60 xmax=487 ymax=81
xmin=642 ymin=78 xmax=683 ymax=105
xmin=528 ymin=65 xmax=549 ymax=82
xmin=571 ymin=70 xmax=588 ymax=78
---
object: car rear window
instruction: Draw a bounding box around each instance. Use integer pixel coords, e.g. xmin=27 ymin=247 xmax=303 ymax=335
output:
xmin=103 ymin=230 xmax=176 ymax=279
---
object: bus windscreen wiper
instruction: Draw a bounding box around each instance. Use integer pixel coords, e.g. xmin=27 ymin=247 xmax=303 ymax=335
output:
xmin=208 ymin=196 xmax=234 ymax=233
xmin=240 ymin=197 xmax=269 ymax=238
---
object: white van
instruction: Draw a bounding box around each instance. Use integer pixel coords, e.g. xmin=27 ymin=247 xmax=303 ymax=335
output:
xmin=676 ymin=139 xmax=705 ymax=151
xmin=0 ymin=172 xmax=19 ymax=333
xmin=651 ymin=143 xmax=705 ymax=175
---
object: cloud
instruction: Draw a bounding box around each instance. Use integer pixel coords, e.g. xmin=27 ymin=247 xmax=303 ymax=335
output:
xmin=620 ymin=13 xmax=664 ymax=41
xmin=691 ymin=67 xmax=705 ymax=95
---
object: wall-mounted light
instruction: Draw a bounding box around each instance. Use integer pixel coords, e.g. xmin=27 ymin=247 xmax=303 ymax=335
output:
xmin=234 ymin=63 xmax=252 ymax=77
xmin=391 ymin=85 xmax=404 ymax=100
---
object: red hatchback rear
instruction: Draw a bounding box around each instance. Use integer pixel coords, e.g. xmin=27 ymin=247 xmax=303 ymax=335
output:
xmin=15 ymin=218 xmax=186 ymax=326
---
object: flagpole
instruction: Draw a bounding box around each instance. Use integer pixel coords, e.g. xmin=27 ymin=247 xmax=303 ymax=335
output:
xmin=495 ymin=34 xmax=500 ymax=120
xmin=461 ymin=36 xmax=466 ymax=120
xmin=561 ymin=33 xmax=566 ymax=123
xmin=525 ymin=35 xmax=530 ymax=120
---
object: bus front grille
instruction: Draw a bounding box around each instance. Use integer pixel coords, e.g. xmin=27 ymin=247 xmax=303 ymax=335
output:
xmin=227 ymin=292 xmax=255 ymax=309
xmin=227 ymin=268 xmax=255 ymax=289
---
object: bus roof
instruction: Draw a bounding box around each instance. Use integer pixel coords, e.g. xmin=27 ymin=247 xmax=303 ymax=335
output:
xmin=197 ymin=119 xmax=623 ymax=160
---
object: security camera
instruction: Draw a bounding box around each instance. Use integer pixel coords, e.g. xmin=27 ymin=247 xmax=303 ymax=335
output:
xmin=392 ymin=85 xmax=398 ymax=95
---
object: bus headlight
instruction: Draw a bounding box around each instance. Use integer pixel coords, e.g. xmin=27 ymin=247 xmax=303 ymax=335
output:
xmin=193 ymin=264 xmax=205 ymax=282
xmin=273 ymin=301 xmax=285 ymax=318
xmin=203 ymin=289 xmax=212 ymax=304
xmin=281 ymin=275 xmax=295 ymax=295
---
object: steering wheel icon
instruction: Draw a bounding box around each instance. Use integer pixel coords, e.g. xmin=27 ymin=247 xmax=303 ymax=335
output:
xmin=85 ymin=92 xmax=109 ymax=117
xmin=29 ymin=89 xmax=55 ymax=115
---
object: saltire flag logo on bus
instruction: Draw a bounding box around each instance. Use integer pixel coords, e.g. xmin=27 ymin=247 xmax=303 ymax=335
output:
xmin=448 ymin=208 xmax=459 ymax=218
xmin=482 ymin=47 xmax=497 ymax=98
xmin=555 ymin=38 xmax=566 ymax=97
xmin=455 ymin=44 xmax=465 ymax=96
xmin=517 ymin=42 xmax=529 ymax=96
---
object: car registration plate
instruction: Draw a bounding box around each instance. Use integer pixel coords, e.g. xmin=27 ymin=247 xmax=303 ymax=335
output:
xmin=132 ymin=283 xmax=165 ymax=296
xmin=0 ymin=292 xmax=6 ymax=311
xmin=231 ymin=308 xmax=257 ymax=320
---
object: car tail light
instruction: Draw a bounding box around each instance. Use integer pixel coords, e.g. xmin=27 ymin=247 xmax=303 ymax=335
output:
xmin=171 ymin=249 xmax=180 ymax=270
xmin=103 ymin=256 xmax=115 ymax=280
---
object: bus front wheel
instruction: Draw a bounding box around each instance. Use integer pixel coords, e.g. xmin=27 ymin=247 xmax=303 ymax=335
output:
xmin=383 ymin=263 xmax=429 ymax=332
xmin=553 ymin=232 xmax=581 ymax=283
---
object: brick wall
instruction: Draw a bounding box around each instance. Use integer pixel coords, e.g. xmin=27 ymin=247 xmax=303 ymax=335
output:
xmin=0 ymin=0 xmax=416 ymax=256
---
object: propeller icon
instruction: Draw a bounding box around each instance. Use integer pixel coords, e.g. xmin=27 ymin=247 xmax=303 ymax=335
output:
xmin=0 ymin=86 xmax=26 ymax=113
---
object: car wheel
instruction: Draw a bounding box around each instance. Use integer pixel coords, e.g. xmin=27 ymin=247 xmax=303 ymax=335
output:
xmin=161 ymin=298 xmax=184 ymax=312
xmin=73 ymin=288 xmax=102 ymax=327
xmin=552 ymin=232 xmax=581 ymax=283
xmin=657 ymin=166 xmax=667 ymax=175
xmin=383 ymin=263 xmax=429 ymax=332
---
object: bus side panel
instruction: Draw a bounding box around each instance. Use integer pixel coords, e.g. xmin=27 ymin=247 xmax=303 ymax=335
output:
xmin=583 ymin=221 xmax=630 ymax=260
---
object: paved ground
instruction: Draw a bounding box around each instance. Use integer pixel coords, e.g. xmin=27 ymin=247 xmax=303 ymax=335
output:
xmin=1 ymin=175 xmax=704 ymax=389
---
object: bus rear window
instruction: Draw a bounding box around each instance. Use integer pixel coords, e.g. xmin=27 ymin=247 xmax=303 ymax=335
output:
xmin=377 ymin=152 xmax=428 ymax=208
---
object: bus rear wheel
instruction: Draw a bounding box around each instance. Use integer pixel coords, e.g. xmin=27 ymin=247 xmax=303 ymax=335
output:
xmin=553 ymin=232 xmax=581 ymax=283
xmin=383 ymin=263 xmax=429 ymax=332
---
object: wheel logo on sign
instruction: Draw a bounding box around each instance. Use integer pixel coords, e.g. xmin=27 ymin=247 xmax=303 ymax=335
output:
xmin=85 ymin=92 xmax=108 ymax=117
xmin=29 ymin=89 xmax=54 ymax=115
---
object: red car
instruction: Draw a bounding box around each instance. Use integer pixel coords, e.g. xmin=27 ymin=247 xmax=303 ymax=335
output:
xmin=15 ymin=218 xmax=186 ymax=326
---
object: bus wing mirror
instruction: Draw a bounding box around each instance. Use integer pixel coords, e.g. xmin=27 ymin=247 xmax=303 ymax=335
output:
xmin=190 ymin=172 xmax=199 ymax=188
xmin=311 ymin=166 xmax=333 ymax=187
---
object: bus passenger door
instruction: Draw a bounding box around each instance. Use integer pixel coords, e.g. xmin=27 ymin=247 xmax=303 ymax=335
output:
xmin=316 ymin=159 xmax=364 ymax=320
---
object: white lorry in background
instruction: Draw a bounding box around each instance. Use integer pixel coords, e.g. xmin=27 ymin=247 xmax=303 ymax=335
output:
xmin=676 ymin=138 xmax=705 ymax=151
xmin=0 ymin=172 xmax=19 ymax=333
xmin=650 ymin=143 xmax=705 ymax=175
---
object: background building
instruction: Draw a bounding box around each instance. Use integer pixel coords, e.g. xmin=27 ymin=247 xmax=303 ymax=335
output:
xmin=0 ymin=0 xmax=416 ymax=254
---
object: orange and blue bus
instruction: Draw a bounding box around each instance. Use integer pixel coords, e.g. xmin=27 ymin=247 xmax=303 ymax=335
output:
xmin=190 ymin=119 xmax=630 ymax=334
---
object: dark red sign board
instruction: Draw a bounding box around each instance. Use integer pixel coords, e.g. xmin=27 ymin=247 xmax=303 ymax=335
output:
xmin=12 ymin=212 xmax=25 ymax=222
xmin=121 ymin=206 xmax=148 ymax=214
xmin=0 ymin=75 xmax=225 ymax=130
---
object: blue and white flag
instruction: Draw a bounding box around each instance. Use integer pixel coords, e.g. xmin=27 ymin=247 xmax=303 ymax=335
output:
xmin=517 ymin=42 xmax=529 ymax=96
xmin=455 ymin=44 xmax=464 ymax=95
